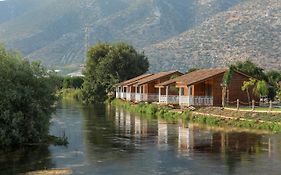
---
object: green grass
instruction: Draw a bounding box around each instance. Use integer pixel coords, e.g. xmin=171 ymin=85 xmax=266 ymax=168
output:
xmin=57 ymin=88 xmax=82 ymax=101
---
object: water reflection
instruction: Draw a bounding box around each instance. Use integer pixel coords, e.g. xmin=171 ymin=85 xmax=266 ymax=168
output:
xmin=1 ymin=102 xmax=281 ymax=175
xmin=80 ymin=104 xmax=281 ymax=175
xmin=0 ymin=146 xmax=53 ymax=175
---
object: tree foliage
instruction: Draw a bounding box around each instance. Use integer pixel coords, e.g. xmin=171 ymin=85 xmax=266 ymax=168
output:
xmin=253 ymin=80 xmax=269 ymax=97
xmin=231 ymin=60 xmax=266 ymax=80
xmin=0 ymin=45 xmax=58 ymax=147
xmin=63 ymin=76 xmax=84 ymax=89
xmin=82 ymin=42 xmax=149 ymax=103
xmin=224 ymin=60 xmax=280 ymax=100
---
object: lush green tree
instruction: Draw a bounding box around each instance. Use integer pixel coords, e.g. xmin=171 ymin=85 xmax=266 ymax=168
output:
xmin=63 ymin=76 xmax=84 ymax=89
xmin=0 ymin=45 xmax=58 ymax=147
xmin=266 ymin=70 xmax=281 ymax=87
xmin=233 ymin=60 xmax=266 ymax=80
xmin=241 ymin=78 xmax=256 ymax=105
xmin=222 ymin=65 xmax=236 ymax=86
xmin=82 ymin=42 xmax=149 ymax=103
xmin=253 ymin=80 xmax=269 ymax=97
xmin=265 ymin=70 xmax=281 ymax=99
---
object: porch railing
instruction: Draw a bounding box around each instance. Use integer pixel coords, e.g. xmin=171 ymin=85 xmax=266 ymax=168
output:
xmin=143 ymin=93 xmax=159 ymax=102
xmin=179 ymin=96 xmax=194 ymax=106
xmin=159 ymin=95 xmax=179 ymax=104
xmin=194 ymin=96 xmax=213 ymax=106
xmin=159 ymin=95 xmax=167 ymax=103
xmin=135 ymin=93 xmax=143 ymax=102
xmin=120 ymin=92 xmax=126 ymax=99
xmin=126 ymin=93 xmax=135 ymax=101
xmin=179 ymin=96 xmax=213 ymax=106
xmin=116 ymin=92 xmax=120 ymax=98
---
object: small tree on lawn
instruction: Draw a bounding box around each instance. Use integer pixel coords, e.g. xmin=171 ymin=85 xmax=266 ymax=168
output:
xmin=241 ymin=78 xmax=256 ymax=105
xmin=253 ymin=80 xmax=269 ymax=99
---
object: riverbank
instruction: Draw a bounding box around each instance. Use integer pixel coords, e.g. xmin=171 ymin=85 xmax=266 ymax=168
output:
xmin=112 ymin=99 xmax=281 ymax=132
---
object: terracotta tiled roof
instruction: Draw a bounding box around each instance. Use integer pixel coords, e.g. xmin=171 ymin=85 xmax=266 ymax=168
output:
xmin=116 ymin=74 xmax=152 ymax=87
xmin=156 ymin=68 xmax=228 ymax=87
xmin=135 ymin=71 xmax=182 ymax=86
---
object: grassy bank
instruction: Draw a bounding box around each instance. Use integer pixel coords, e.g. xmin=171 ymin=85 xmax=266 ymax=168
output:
xmin=112 ymin=99 xmax=281 ymax=132
xmin=57 ymin=88 xmax=82 ymax=101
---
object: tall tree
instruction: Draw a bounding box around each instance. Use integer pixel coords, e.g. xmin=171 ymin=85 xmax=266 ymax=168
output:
xmin=0 ymin=45 xmax=58 ymax=147
xmin=82 ymin=42 xmax=149 ymax=103
xmin=233 ymin=60 xmax=266 ymax=80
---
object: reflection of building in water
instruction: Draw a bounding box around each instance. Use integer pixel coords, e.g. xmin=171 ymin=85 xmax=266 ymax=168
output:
xmin=178 ymin=124 xmax=194 ymax=151
xmin=115 ymin=108 xmax=120 ymax=129
xmin=119 ymin=109 xmax=126 ymax=131
xmin=135 ymin=117 xmax=141 ymax=136
xmin=125 ymin=112 xmax=131 ymax=135
xmin=158 ymin=121 xmax=168 ymax=144
xmin=167 ymin=124 xmax=178 ymax=145
xmin=141 ymin=119 xmax=148 ymax=137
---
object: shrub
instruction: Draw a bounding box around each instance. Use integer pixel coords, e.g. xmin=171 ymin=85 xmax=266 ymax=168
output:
xmin=0 ymin=46 xmax=58 ymax=147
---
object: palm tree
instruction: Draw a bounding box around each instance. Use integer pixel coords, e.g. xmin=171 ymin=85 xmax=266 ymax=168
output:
xmin=241 ymin=78 xmax=256 ymax=106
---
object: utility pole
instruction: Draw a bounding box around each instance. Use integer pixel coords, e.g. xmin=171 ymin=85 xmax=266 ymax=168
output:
xmin=84 ymin=25 xmax=91 ymax=61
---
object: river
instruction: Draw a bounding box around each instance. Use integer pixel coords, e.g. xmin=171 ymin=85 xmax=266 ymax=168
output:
xmin=1 ymin=100 xmax=281 ymax=175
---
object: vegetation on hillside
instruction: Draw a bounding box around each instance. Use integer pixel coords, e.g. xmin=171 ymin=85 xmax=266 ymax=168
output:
xmin=81 ymin=42 xmax=149 ymax=104
xmin=0 ymin=45 xmax=61 ymax=147
xmin=0 ymin=0 xmax=244 ymax=69
xmin=145 ymin=0 xmax=281 ymax=72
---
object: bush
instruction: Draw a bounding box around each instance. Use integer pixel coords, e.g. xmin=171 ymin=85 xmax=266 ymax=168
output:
xmin=63 ymin=76 xmax=84 ymax=89
xmin=0 ymin=46 xmax=58 ymax=147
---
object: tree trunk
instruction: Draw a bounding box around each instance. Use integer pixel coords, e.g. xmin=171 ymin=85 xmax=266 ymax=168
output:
xmin=246 ymin=89 xmax=251 ymax=106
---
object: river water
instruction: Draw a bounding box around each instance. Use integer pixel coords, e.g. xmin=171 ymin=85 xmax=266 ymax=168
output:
xmin=1 ymin=100 xmax=281 ymax=175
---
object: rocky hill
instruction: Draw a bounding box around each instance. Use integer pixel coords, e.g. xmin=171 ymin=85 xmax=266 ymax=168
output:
xmin=0 ymin=0 xmax=243 ymax=68
xmin=144 ymin=0 xmax=281 ymax=72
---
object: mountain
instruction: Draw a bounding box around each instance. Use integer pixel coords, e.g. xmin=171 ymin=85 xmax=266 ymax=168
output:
xmin=0 ymin=0 xmax=280 ymax=72
xmin=0 ymin=0 xmax=242 ymax=68
xmin=144 ymin=0 xmax=281 ymax=72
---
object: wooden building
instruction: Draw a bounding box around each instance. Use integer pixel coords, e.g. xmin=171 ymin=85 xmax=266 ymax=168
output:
xmin=115 ymin=74 xmax=152 ymax=100
xmin=134 ymin=71 xmax=183 ymax=102
xmin=155 ymin=68 xmax=258 ymax=106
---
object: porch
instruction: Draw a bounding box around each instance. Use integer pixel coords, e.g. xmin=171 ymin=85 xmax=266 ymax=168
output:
xmin=135 ymin=93 xmax=159 ymax=102
xmin=157 ymin=80 xmax=214 ymax=106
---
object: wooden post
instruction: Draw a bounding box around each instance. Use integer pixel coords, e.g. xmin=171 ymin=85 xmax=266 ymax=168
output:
xmin=140 ymin=86 xmax=143 ymax=101
xmin=237 ymin=99 xmax=240 ymax=110
xmin=226 ymin=89 xmax=230 ymax=106
xmin=135 ymin=85 xmax=138 ymax=102
xmin=269 ymin=100 xmax=272 ymax=112
xmin=158 ymin=87 xmax=161 ymax=103
xmin=165 ymin=86 xmax=169 ymax=104
xmin=222 ymin=86 xmax=226 ymax=108
xmin=179 ymin=87 xmax=182 ymax=106
xmin=252 ymin=100 xmax=255 ymax=111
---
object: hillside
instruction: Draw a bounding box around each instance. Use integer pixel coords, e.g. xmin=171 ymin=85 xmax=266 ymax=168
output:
xmin=0 ymin=0 xmax=243 ymax=68
xmin=144 ymin=0 xmax=281 ymax=72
